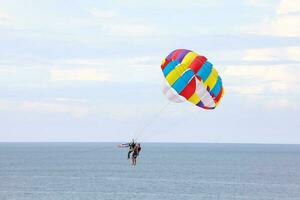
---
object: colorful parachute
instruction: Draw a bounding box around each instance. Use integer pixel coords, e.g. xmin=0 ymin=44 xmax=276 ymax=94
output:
xmin=161 ymin=49 xmax=224 ymax=109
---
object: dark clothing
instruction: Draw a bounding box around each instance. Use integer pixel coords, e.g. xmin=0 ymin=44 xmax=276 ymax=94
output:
xmin=137 ymin=147 xmax=141 ymax=155
xmin=132 ymin=146 xmax=141 ymax=158
xmin=127 ymin=149 xmax=133 ymax=159
xmin=131 ymin=144 xmax=141 ymax=166
xmin=127 ymin=142 xmax=136 ymax=159
xmin=129 ymin=142 xmax=136 ymax=149
xmin=132 ymin=151 xmax=138 ymax=158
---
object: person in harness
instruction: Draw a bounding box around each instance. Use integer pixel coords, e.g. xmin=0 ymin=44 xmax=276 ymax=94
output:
xmin=131 ymin=143 xmax=141 ymax=166
xmin=118 ymin=139 xmax=136 ymax=159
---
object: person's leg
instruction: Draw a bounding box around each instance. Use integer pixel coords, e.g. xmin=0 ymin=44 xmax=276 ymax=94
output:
xmin=131 ymin=156 xmax=134 ymax=165
xmin=127 ymin=150 xmax=132 ymax=159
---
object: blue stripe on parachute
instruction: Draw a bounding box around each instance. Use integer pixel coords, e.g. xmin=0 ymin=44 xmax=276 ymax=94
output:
xmin=172 ymin=69 xmax=194 ymax=94
xmin=163 ymin=60 xmax=180 ymax=77
xmin=210 ymin=76 xmax=222 ymax=97
xmin=196 ymin=61 xmax=212 ymax=81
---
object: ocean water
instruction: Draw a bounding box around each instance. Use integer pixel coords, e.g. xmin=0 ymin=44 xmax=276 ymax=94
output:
xmin=0 ymin=143 xmax=300 ymax=200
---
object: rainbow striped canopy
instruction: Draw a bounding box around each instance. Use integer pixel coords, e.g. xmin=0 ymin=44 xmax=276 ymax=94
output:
xmin=161 ymin=49 xmax=224 ymax=109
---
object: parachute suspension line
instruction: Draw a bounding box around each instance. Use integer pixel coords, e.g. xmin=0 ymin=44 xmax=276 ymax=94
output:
xmin=134 ymin=101 xmax=170 ymax=141
xmin=138 ymin=107 xmax=187 ymax=141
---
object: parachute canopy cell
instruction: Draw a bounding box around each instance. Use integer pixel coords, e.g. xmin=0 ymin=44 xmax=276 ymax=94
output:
xmin=161 ymin=49 xmax=224 ymax=110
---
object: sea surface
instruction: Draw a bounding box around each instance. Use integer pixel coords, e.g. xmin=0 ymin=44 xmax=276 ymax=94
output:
xmin=0 ymin=143 xmax=300 ymax=200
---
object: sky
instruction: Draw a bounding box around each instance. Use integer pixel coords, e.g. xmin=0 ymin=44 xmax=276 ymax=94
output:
xmin=0 ymin=0 xmax=299 ymax=143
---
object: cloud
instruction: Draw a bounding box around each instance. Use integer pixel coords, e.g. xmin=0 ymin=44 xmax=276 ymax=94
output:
xmin=0 ymin=100 xmax=9 ymax=110
xmin=242 ymin=15 xmax=300 ymax=37
xmin=266 ymin=98 xmax=295 ymax=110
xmin=52 ymin=56 xmax=160 ymax=83
xmin=223 ymin=64 xmax=300 ymax=96
xmin=245 ymin=0 xmax=275 ymax=7
xmin=0 ymin=55 xmax=159 ymax=86
xmin=51 ymin=68 xmax=111 ymax=81
xmin=223 ymin=61 xmax=300 ymax=111
xmin=20 ymin=101 xmax=90 ymax=118
xmin=60 ymin=59 xmax=106 ymax=66
xmin=242 ymin=47 xmax=300 ymax=62
xmin=0 ymin=11 xmax=13 ymax=26
xmin=226 ymin=85 xmax=265 ymax=95
xmin=277 ymin=0 xmax=300 ymax=14
xmin=102 ymin=23 xmax=155 ymax=37
xmin=266 ymin=14 xmax=300 ymax=37
xmin=0 ymin=67 xmax=16 ymax=76
xmin=86 ymin=8 xmax=158 ymax=37
xmin=87 ymin=8 xmax=119 ymax=19
xmin=0 ymin=99 xmax=91 ymax=118
xmin=242 ymin=0 xmax=300 ymax=37
xmin=58 ymin=57 xmax=157 ymax=67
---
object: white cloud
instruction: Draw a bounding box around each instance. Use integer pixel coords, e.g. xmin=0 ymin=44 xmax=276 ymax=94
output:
xmin=242 ymin=47 xmax=300 ymax=61
xmin=223 ymin=64 xmax=294 ymax=82
xmin=102 ymin=23 xmax=155 ymax=37
xmin=242 ymin=14 xmax=300 ymax=37
xmin=242 ymin=0 xmax=300 ymax=37
xmin=86 ymin=8 xmax=158 ymax=37
xmin=245 ymin=0 xmax=300 ymax=14
xmin=60 ymin=59 xmax=106 ymax=66
xmin=277 ymin=0 xmax=300 ymax=14
xmin=87 ymin=8 xmax=119 ymax=19
xmin=0 ymin=55 xmax=159 ymax=85
xmin=245 ymin=0 xmax=276 ymax=7
xmin=226 ymin=85 xmax=265 ymax=95
xmin=0 ymin=99 xmax=91 ymax=118
xmin=223 ymin=62 xmax=300 ymax=111
xmin=0 ymin=100 xmax=9 ymax=110
xmin=223 ymin=64 xmax=300 ymax=95
xmin=52 ymin=56 xmax=159 ymax=83
xmin=21 ymin=101 xmax=90 ymax=118
xmin=267 ymin=14 xmax=300 ymax=37
xmin=51 ymin=68 xmax=111 ymax=81
xmin=0 ymin=11 xmax=13 ymax=26
xmin=266 ymin=99 xmax=295 ymax=110
xmin=0 ymin=67 xmax=16 ymax=75
xmin=58 ymin=57 xmax=156 ymax=66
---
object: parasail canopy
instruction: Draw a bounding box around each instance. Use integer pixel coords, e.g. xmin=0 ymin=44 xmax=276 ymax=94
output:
xmin=161 ymin=49 xmax=224 ymax=109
